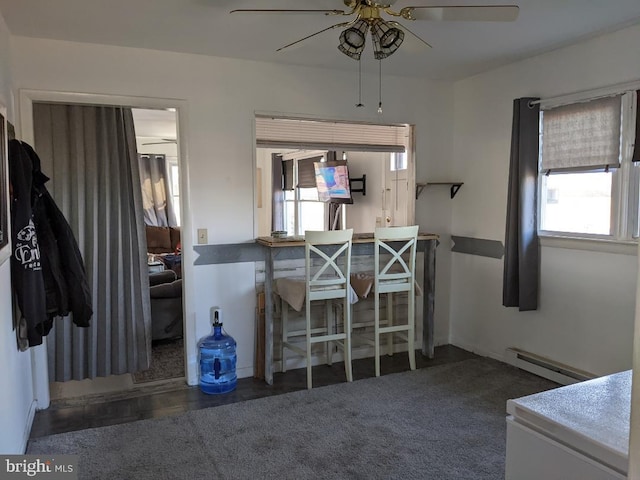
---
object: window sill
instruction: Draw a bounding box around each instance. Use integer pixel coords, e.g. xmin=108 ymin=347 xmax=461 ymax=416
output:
xmin=539 ymin=234 xmax=638 ymax=255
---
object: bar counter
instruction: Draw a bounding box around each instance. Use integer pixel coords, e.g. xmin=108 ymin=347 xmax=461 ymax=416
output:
xmin=256 ymin=232 xmax=439 ymax=384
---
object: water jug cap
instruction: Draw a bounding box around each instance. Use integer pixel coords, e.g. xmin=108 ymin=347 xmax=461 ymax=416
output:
xmin=212 ymin=309 xmax=223 ymax=327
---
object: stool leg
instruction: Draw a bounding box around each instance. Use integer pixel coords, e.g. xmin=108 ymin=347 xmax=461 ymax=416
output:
xmin=387 ymin=293 xmax=394 ymax=357
xmin=325 ymin=300 xmax=333 ymax=366
xmin=374 ymin=289 xmax=381 ymax=377
xmin=408 ymin=290 xmax=416 ymax=371
xmin=306 ymin=298 xmax=313 ymax=389
xmin=281 ymin=298 xmax=288 ymax=373
xmin=344 ymin=297 xmax=353 ymax=382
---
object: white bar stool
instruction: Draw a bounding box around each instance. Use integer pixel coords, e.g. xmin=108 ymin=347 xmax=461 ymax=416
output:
xmin=281 ymin=229 xmax=354 ymax=389
xmin=373 ymin=225 xmax=419 ymax=377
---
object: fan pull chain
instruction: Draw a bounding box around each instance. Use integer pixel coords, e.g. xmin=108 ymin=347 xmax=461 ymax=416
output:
xmin=378 ymin=59 xmax=383 ymax=114
xmin=356 ymin=58 xmax=364 ymax=108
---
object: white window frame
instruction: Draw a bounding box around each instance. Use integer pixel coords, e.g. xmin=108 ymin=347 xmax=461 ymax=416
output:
xmin=283 ymin=152 xmax=328 ymax=235
xmin=537 ymin=90 xmax=637 ymax=249
xmin=168 ymin=158 xmax=181 ymax=226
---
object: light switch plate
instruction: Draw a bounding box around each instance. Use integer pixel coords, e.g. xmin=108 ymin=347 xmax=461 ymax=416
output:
xmin=197 ymin=228 xmax=208 ymax=244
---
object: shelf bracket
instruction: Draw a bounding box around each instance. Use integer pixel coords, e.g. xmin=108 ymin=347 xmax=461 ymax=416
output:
xmin=449 ymin=183 xmax=463 ymax=199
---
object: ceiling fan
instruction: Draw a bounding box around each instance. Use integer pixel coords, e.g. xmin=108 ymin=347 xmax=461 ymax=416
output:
xmin=230 ymin=1 xmax=520 ymax=60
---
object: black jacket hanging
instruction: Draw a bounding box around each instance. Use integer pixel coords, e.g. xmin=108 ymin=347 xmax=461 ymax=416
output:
xmin=22 ymin=141 xmax=93 ymax=328
xmin=9 ymin=139 xmax=47 ymax=347
xmin=9 ymin=140 xmax=93 ymax=349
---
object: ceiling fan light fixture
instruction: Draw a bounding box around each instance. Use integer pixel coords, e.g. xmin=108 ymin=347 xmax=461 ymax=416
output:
xmin=338 ymin=19 xmax=369 ymax=60
xmin=370 ymin=18 xmax=404 ymax=59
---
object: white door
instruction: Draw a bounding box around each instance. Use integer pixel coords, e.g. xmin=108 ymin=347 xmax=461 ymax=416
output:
xmin=383 ymin=152 xmax=409 ymax=227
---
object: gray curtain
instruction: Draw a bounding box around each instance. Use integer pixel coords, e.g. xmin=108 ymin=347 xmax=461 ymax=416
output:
xmin=33 ymin=102 xmax=152 ymax=381
xmin=503 ymin=98 xmax=540 ymax=311
xmin=138 ymin=153 xmax=177 ymax=227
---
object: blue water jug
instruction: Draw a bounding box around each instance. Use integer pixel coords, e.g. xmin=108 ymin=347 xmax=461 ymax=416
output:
xmin=198 ymin=310 xmax=237 ymax=394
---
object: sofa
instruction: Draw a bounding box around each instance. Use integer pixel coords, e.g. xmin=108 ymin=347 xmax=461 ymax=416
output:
xmin=149 ymin=270 xmax=183 ymax=341
xmin=146 ymin=225 xmax=182 ymax=277
xmin=146 ymin=225 xmax=181 ymax=254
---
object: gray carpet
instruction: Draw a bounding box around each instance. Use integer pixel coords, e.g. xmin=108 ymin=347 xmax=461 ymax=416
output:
xmin=27 ymin=358 xmax=557 ymax=480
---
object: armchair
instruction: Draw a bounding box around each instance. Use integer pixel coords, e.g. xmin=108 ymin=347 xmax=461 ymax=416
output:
xmin=149 ymin=270 xmax=183 ymax=341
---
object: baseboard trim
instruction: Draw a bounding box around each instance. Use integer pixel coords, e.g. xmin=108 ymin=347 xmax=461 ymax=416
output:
xmin=449 ymin=338 xmax=597 ymax=386
xmin=504 ymin=348 xmax=595 ymax=385
xmin=21 ymin=400 xmax=37 ymax=453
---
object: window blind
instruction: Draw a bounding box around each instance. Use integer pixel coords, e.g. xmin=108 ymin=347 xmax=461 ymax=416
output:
xmin=541 ymin=95 xmax=622 ymax=172
xmin=297 ymin=156 xmax=322 ymax=188
xmin=256 ymin=116 xmax=407 ymax=153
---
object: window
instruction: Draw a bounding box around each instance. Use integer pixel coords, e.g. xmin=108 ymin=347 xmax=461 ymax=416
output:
xmin=539 ymin=91 xmax=637 ymax=240
xmin=283 ymin=155 xmax=327 ymax=235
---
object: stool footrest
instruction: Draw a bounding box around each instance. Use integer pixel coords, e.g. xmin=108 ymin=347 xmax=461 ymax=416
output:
xmin=379 ymin=325 xmax=412 ymax=334
xmin=309 ymin=333 xmax=347 ymax=344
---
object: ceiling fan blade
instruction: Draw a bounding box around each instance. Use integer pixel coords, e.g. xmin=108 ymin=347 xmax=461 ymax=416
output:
xmin=230 ymin=9 xmax=346 ymax=16
xmin=388 ymin=21 xmax=432 ymax=49
xmin=401 ymin=5 xmax=519 ymax=22
xmin=277 ymin=22 xmax=352 ymax=52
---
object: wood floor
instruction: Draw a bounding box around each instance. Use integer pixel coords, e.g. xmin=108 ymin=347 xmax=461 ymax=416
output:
xmin=29 ymin=345 xmax=478 ymax=440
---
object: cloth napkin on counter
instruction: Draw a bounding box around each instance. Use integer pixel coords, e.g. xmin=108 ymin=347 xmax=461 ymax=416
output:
xmin=274 ymin=277 xmax=358 ymax=312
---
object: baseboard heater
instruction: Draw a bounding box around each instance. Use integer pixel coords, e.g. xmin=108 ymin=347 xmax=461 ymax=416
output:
xmin=505 ymin=347 xmax=596 ymax=385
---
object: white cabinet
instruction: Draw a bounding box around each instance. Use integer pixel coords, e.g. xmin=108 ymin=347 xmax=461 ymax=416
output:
xmin=505 ymin=371 xmax=630 ymax=479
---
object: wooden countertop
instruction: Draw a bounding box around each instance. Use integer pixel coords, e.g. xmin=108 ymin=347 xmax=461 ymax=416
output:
xmin=256 ymin=232 xmax=439 ymax=247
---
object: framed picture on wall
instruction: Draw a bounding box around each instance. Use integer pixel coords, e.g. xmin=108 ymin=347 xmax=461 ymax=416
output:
xmin=0 ymin=105 xmax=9 ymax=266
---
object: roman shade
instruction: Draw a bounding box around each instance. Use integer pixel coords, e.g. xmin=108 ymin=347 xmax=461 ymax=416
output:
xmin=297 ymin=157 xmax=322 ymax=188
xmin=283 ymin=156 xmax=325 ymax=189
xmin=541 ymin=95 xmax=622 ymax=172
xmin=256 ymin=116 xmax=407 ymax=153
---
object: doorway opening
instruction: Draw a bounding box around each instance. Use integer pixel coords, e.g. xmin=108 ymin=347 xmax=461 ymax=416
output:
xmin=131 ymin=107 xmax=184 ymax=386
xmin=20 ymin=91 xmax=189 ymax=405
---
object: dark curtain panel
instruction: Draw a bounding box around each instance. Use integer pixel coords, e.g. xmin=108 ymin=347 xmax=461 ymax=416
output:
xmin=33 ymin=102 xmax=152 ymax=380
xmin=633 ymin=91 xmax=640 ymax=162
xmin=138 ymin=154 xmax=177 ymax=227
xmin=283 ymin=159 xmax=293 ymax=191
xmin=271 ymin=154 xmax=285 ymax=232
xmin=503 ymin=98 xmax=540 ymax=311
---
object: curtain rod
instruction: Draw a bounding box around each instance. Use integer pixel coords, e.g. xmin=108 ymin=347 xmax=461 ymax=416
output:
xmin=528 ymin=79 xmax=640 ymax=109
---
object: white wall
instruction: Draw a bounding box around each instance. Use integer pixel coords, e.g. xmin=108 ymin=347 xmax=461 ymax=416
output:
xmin=9 ymin=37 xmax=455 ymax=384
xmin=450 ymin=24 xmax=640 ymax=376
xmin=345 ymin=151 xmax=387 ymax=233
xmin=0 ymin=12 xmax=37 ymax=454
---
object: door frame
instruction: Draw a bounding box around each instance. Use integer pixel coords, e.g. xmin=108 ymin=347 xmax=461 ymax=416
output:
xmin=18 ymin=89 xmax=192 ymax=408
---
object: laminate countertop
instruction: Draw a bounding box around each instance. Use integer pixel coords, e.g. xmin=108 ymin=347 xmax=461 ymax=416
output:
xmin=507 ymin=370 xmax=631 ymax=475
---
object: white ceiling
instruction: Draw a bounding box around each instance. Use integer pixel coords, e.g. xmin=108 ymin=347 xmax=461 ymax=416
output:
xmin=131 ymin=108 xmax=177 ymax=139
xmin=1 ymin=0 xmax=639 ymax=80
